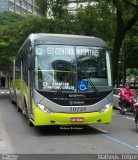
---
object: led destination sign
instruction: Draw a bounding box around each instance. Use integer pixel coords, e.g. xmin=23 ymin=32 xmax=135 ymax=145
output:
xmin=47 ymin=46 xmax=100 ymax=57
xmin=36 ymin=45 xmax=100 ymax=57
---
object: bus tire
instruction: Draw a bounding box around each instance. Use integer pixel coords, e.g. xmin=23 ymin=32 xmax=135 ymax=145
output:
xmin=27 ymin=118 xmax=34 ymax=127
xmin=10 ymin=98 xmax=15 ymax=104
xmin=11 ymin=100 xmax=15 ymax=104
xmin=9 ymin=92 xmax=15 ymax=104
xmin=26 ymin=113 xmax=34 ymax=127
xmin=119 ymin=109 xmax=125 ymax=115
xmin=135 ymin=108 xmax=138 ymax=131
xmin=26 ymin=109 xmax=34 ymax=127
xmin=17 ymin=105 xmax=22 ymax=112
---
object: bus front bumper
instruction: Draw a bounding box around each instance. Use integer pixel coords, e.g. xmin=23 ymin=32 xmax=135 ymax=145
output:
xmin=32 ymin=106 xmax=112 ymax=126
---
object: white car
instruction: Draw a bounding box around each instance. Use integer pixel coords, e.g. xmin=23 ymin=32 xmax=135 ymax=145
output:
xmin=113 ymin=88 xmax=121 ymax=108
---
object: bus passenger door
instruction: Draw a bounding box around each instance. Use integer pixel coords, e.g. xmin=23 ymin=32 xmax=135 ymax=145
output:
xmin=17 ymin=60 xmax=23 ymax=111
xmin=20 ymin=60 xmax=24 ymax=110
xmin=27 ymin=49 xmax=34 ymax=120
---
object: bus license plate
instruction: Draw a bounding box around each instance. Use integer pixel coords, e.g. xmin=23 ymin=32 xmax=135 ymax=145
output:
xmin=70 ymin=117 xmax=84 ymax=122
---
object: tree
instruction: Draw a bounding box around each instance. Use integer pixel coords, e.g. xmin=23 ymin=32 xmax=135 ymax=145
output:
xmin=75 ymin=1 xmax=116 ymax=43
xmin=35 ymin=0 xmax=48 ymax=17
xmin=121 ymin=23 xmax=138 ymax=84
xmin=0 ymin=15 xmax=55 ymax=70
xmin=0 ymin=12 xmax=23 ymax=71
xmin=0 ymin=11 xmax=23 ymax=26
xmin=74 ymin=0 xmax=138 ymax=86
xmin=50 ymin=0 xmax=69 ymax=19
xmin=35 ymin=0 xmax=69 ymax=19
xmin=110 ymin=0 xmax=138 ymax=85
xmin=0 ymin=13 xmax=76 ymax=70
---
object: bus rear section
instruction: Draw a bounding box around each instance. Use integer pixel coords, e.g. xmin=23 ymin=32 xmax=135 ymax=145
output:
xmin=10 ymin=34 xmax=113 ymax=126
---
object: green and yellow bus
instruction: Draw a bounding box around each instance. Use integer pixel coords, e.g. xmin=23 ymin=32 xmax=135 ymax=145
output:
xmin=9 ymin=33 xmax=113 ymax=126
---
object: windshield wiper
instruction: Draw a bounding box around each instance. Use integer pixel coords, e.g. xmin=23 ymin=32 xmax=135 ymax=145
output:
xmin=55 ymin=69 xmax=99 ymax=97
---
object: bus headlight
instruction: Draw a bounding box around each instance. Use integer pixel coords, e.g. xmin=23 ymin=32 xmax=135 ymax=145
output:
xmin=37 ymin=103 xmax=53 ymax=114
xmin=100 ymin=103 xmax=112 ymax=113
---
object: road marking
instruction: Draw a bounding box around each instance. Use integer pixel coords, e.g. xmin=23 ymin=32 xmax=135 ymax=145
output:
xmin=92 ymin=115 xmax=138 ymax=152
xmin=92 ymin=125 xmax=138 ymax=152
xmin=1 ymin=92 xmax=4 ymax=94
xmin=0 ymin=91 xmax=10 ymax=94
xmin=125 ymin=117 xmax=135 ymax=121
xmin=92 ymin=126 xmax=108 ymax=134
xmin=103 ymin=134 xmax=138 ymax=152
xmin=113 ymin=111 xmax=135 ymax=121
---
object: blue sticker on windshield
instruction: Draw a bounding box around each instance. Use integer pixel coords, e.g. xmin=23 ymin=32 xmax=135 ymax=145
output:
xmin=78 ymin=80 xmax=88 ymax=92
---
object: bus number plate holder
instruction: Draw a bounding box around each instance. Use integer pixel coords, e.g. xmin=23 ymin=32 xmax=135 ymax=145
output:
xmin=70 ymin=117 xmax=84 ymax=122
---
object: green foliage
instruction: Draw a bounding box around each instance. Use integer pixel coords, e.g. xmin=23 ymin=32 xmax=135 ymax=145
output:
xmin=0 ymin=12 xmax=23 ymax=71
xmin=0 ymin=15 xmax=48 ymax=70
xmin=123 ymin=27 xmax=138 ymax=68
xmin=0 ymin=14 xmax=74 ymax=70
xmin=0 ymin=11 xmax=23 ymax=26
xmin=35 ymin=0 xmax=48 ymax=16
xmin=105 ymin=0 xmax=138 ymax=84
xmin=0 ymin=0 xmax=137 ymax=79
xmin=0 ymin=42 xmax=8 ymax=47
xmin=49 ymin=0 xmax=68 ymax=19
xmin=74 ymin=1 xmax=116 ymax=47
xmin=126 ymin=68 xmax=138 ymax=77
xmin=35 ymin=0 xmax=69 ymax=19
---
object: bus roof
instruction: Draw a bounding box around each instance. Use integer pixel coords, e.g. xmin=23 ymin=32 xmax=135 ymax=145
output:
xmin=28 ymin=33 xmax=108 ymax=48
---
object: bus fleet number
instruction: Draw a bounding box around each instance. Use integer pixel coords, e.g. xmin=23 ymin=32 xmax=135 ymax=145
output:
xmin=70 ymin=107 xmax=87 ymax=112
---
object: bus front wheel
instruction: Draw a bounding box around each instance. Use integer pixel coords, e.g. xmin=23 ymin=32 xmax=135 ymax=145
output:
xmin=23 ymin=99 xmax=34 ymax=127
xmin=26 ymin=110 xmax=34 ymax=127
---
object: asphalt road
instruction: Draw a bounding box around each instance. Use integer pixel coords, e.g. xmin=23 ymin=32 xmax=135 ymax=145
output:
xmin=0 ymin=89 xmax=138 ymax=159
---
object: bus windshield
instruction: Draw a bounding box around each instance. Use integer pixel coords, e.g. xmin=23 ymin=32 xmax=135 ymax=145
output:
xmin=35 ymin=45 xmax=112 ymax=92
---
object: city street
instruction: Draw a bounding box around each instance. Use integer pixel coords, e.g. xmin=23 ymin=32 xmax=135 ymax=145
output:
xmin=0 ymin=89 xmax=138 ymax=155
xmin=0 ymin=1 xmax=137 ymax=160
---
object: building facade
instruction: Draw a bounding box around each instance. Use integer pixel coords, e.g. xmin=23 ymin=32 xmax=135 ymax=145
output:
xmin=0 ymin=0 xmax=89 ymax=16
xmin=0 ymin=0 xmax=38 ymax=15
xmin=68 ymin=0 xmax=89 ymax=11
